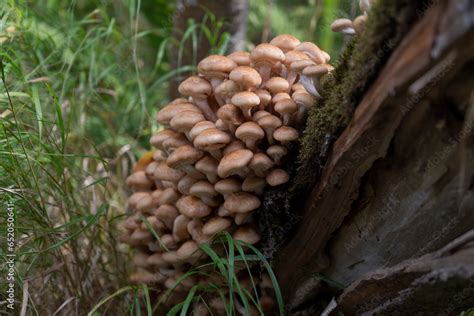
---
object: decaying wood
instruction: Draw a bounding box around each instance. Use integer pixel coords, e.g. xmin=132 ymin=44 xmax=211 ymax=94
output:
xmin=274 ymin=0 xmax=474 ymax=310
xmin=336 ymin=230 xmax=474 ymax=315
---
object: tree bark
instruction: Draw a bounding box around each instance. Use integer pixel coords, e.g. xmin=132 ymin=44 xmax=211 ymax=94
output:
xmin=271 ymin=0 xmax=474 ymax=313
xmin=168 ymin=0 xmax=248 ymax=99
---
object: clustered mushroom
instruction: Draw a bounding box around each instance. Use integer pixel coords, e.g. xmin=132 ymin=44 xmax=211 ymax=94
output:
xmin=331 ymin=0 xmax=375 ymax=35
xmin=121 ymin=34 xmax=332 ymax=313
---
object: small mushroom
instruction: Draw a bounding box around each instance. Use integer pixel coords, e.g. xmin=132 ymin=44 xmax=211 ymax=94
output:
xmin=215 ymin=79 xmax=240 ymax=105
xmin=266 ymin=168 xmax=290 ymax=186
xmin=254 ymin=89 xmax=272 ymax=110
xmin=214 ymin=178 xmax=241 ymax=198
xmin=202 ymin=217 xmax=232 ymax=236
xmin=223 ymin=140 xmax=246 ymax=155
xmin=301 ymin=64 xmax=329 ymax=98
xmin=266 ymin=145 xmax=288 ymax=164
xmin=258 ymin=114 xmax=282 ymax=144
xmin=176 ymin=196 xmax=212 ymax=218
xmin=169 ymin=110 xmax=206 ymax=133
xmin=353 ymin=15 xmax=368 ymax=34
xmin=248 ymin=153 xmax=274 ymax=177
xmin=273 ymin=126 xmax=299 ymax=145
xmin=235 ymin=122 xmax=265 ymax=150
xmin=166 ymin=144 xmax=204 ymax=177
xmin=188 ymin=121 xmax=215 ymax=142
xmin=189 ymin=180 xmax=218 ymax=200
xmin=197 ymin=55 xmax=237 ymax=90
xmin=294 ymin=42 xmax=326 ymax=64
xmin=274 ymin=98 xmax=298 ymax=125
xmin=177 ymin=240 xmax=203 ymax=262
xmin=217 ymin=149 xmax=253 ymax=178
xmin=173 ymin=214 xmax=191 ymax=241
xmin=224 ymin=192 xmax=261 ymax=214
xmin=193 ymin=128 xmax=232 ymax=159
xmin=195 ymin=155 xmax=220 ymax=183
xmin=250 ymin=43 xmax=285 ymax=81
xmin=265 ymin=76 xmax=290 ymax=94
xmin=126 ymin=171 xmax=153 ymax=191
xmin=229 ymin=66 xmax=262 ymax=91
xmin=227 ymin=51 xmax=251 ymax=66
xmin=154 ymin=162 xmax=185 ymax=183
xmin=231 ymin=91 xmax=260 ymax=120
xmin=217 ymin=104 xmax=244 ymax=134
xmin=177 ymin=175 xmax=199 ymax=195
xmin=233 ymin=226 xmax=261 ymax=245
xmin=331 ymin=18 xmax=356 ymax=35
xmin=270 ymin=34 xmax=301 ymax=53
xmin=156 ymin=101 xmax=200 ymax=126
xmin=242 ymin=176 xmax=266 ymax=195
xmin=158 ymin=187 xmax=181 ymax=205
xmin=154 ymin=204 xmax=179 ymax=229
xmin=178 ymin=76 xmax=216 ymax=121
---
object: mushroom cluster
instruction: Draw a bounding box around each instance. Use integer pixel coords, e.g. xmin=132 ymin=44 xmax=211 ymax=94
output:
xmin=121 ymin=34 xmax=332 ymax=313
xmin=331 ymin=0 xmax=375 ymax=35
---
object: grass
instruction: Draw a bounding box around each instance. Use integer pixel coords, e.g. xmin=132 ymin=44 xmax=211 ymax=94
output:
xmin=0 ymin=0 xmax=357 ymax=314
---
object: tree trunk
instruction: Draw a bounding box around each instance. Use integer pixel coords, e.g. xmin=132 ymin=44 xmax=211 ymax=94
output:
xmin=168 ymin=0 xmax=248 ymax=99
xmin=262 ymin=0 xmax=474 ymax=314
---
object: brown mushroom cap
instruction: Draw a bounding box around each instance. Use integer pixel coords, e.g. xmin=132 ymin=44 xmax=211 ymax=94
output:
xmin=217 ymin=104 xmax=244 ymax=130
xmin=272 ymin=92 xmax=291 ymax=104
xmin=189 ymin=180 xmax=218 ymax=199
xmin=353 ymin=15 xmax=368 ymax=33
xmin=249 ymin=153 xmax=274 ymax=177
xmin=202 ymin=217 xmax=232 ymax=235
xmin=169 ymin=110 xmax=205 ymax=133
xmin=254 ymin=89 xmax=272 ymax=108
xmin=177 ymin=240 xmax=202 ymax=261
xmin=266 ymin=168 xmax=290 ymax=186
xmin=214 ymin=178 xmax=241 ymax=197
xmin=223 ymin=140 xmax=246 ymax=155
xmin=197 ymin=55 xmax=237 ymax=79
xmin=177 ymin=175 xmax=199 ymax=195
xmin=273 ymin=126 xmax=299 ymax=144
xmin=166 ymin=145 xmax=203 ymax=169
xmin=252 ymin=110 xmax=272 ymax=122
xmin=267 ymin=145 xmax=288 ymax=164
xmin=217 ymin=149 xmax=254 ymax=178
xmin=274 ymin=98 xmax=298 ymax=125
xmin=330 ymin=18 xmax=355 ymax=35
xmin=176 ymin=195 xmax=212 ymax=218
xmin=229 ymin=66 xmax=262 ymax=90
xmin=147 ymin=253 xmax=168 ymax=267
xmin=233 ymin=226 xmax=261 ymax=244
xmin=295 ymin=42 xmax=326 ymax=64
xmin=258 ymin=114 xmax=282 ymax=144
xmin=136 ymin=194 xmax=157 ymax=214
xmin=265 ymin=77 xmax=290 ymax=94
xmin=224 ymin=192 xmax=261 ymax=213
xmin=158 ymin=187 xmax=181 ymax=205
xmin=154 ymin=204 xmax=179 ymax=229
xmin=242 ymin=176 xmax=266 ymax=195
xmin=227 ymin=51 xmax=251 ymax=66
xmin=161 ymin=133 xmax=189 ymax=154
xmin=156 ymin=102 xmax=200 ymax=125
xmin=188 ymin=121 xmax=216 ymax=141
xmin=284 ymin=50 xmax=310 ymax=66
xmin=270 ymin=34 xmax=301 ymax=52
xmin=231 ymin=91 xmax=260 ymax=120
xmin=302 ymin=64 xmax=329 ymax=77
xmin=291 ymin=59 xmax=316 ymax=73
xmin=215 ymin=80 xmax=240 ymax=103
xmin=126 ymin=171 xmax=153 ymax=191
xmin=127 ymin=192 xmax=151 ymax=211
xmin=173 ymin=214 xmax=191 ymax=241
xmin=195 ymin=155 xmax=219 ymax=183
xmin=250 ymin=43 xmax=285 ymax=66
xmin=193 ymin=128 xmax=232 ymax=151
xmin=235 ymin=121 xmax=265 ymax=150
xmin=154 ymin=162 xmax=185 ymax=182
xmin=178 ymin=76 xmax=212 ymax=99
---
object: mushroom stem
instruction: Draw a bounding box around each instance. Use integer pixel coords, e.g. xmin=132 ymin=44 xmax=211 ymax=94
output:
xmin=258 ymin=64 xmax=272 ymax=83
xmin=300 ymin=75 xmax=322 ymax=99
xmin=264 ymin=128 xmax=275 ymax=144
xmin=194 ymin=98 xmax=218 ymax=122
xmin=209 ymin=149 xmax=223 ymax=161
xmin=287 ymin=70 xmax=298 ymax=90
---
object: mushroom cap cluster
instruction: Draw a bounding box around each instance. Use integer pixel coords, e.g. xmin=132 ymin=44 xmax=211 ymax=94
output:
xmin=331 ymin=0 xmax=375 ymax=35
xmin=121 ymin=34 xmax=332 ymax=313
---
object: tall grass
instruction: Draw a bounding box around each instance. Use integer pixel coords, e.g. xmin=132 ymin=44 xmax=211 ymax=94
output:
xmin=0 ymin=1 xmax=228 ymax=314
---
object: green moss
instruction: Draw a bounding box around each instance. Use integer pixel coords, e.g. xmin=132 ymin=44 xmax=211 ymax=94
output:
xmin=257 ymin=0 xmax=434 ymax=258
